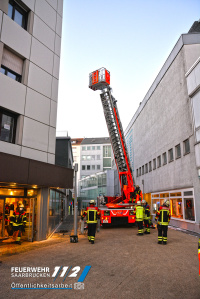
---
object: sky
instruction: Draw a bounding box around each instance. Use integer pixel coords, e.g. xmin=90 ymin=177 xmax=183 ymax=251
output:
xmin=56 ymin=0 xmax=200 ymax=138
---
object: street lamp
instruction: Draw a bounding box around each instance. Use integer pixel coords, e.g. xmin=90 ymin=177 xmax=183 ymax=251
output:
xmin=70 ymin=163 xmax=78 ymax=243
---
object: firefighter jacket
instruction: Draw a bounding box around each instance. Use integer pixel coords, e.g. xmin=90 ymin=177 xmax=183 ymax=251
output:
xmin=134 ymin=206 xmax=144 ymax=221
xmin=144 ymin=204 xmax=151 ymax=220
xmin=155 ymin=206 xmax=171 ymax=225
xmin=82 ymin=205 xmax=100 ymax=224
xmin=10 ymin=211 xmax=27 ymax=227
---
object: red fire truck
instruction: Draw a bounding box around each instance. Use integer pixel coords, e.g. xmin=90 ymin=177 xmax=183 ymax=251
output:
xmin=89 ymin=68 xmax=142 ymax=226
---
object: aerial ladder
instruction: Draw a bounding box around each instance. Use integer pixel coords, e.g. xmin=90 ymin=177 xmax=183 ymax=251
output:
xmin=89 ymin=68 xmax=142 ymax=225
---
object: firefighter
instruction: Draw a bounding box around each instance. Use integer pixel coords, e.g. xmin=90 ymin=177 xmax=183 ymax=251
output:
xmin=134 ymin=201 xmax=144 ymax=235
xmin=142 ymin=200 xmax=151 ymax=234
xmin=134 ymin=185 xmax=143 ymax=203
xmin=198 ymin=238 xmax=200 ymax=276
xmin=155 ymin=199 xmax=171 ymax=244
xmin=81 ymin=200 xmax=100 ymax=244
xmin=10 ymin=202 xmax=27 ymax=245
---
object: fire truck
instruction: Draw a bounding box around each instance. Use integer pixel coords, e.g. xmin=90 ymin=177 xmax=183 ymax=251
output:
xmin=89 ymin=67 xmax=142 ymax=226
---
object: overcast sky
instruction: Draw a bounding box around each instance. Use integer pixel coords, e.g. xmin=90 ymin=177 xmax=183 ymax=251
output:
xmin=56 ymin=0 xmax=200 ymax=138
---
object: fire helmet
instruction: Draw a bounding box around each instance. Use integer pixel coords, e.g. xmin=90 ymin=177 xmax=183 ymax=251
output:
xmin=137 ymin=201 xmax=141 ymax=205
xmin=89 ymin=200 xmax=95 ymax=205
xmin=164 ymin=200 xmax=170 ymax=207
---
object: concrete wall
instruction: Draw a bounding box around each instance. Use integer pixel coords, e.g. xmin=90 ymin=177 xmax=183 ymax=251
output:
xmin=125 ymin=35 xmax=200 ymax=232
xmin=0 ymin=0 xmax=63 ymax=164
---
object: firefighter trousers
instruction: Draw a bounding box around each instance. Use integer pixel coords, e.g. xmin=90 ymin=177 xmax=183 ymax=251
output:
xmin=144 ymin=219 xmax=150 ymax=233
xmin=157 ymin=224 xmax=168 ymax=243
xmin=88 ymin=223 xmax=97 ymax=242
xmin=137 ymin=221 xmax=143 ymax=235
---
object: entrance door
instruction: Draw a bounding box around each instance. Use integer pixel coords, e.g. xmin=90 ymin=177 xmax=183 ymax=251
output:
xmin=0 ymin=198 xmax=5 ymax=237
xmin=26 ymin=198 xmax=36 ymax=242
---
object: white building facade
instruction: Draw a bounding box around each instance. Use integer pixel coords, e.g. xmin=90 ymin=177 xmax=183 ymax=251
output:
xmin=125 ymin=25 xmax=200 ymax=233
xmin=0 ymin=0 xmax=73 ymax=242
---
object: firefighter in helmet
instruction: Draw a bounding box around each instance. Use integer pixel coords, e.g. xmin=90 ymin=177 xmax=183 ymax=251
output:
xmin=10 ymin=202 xmax=27 ymax=245
xmin=81 ymin=200 xmax=100 ymax=244
xmin=155 ymin=199 xmax=171 ymax=244
xmin=142 ymin=200 xmax=151 ymax=234
xmin=134 ymin=185 xmax=143 ymax=203
xmin=133 ymin=200 xmax=145 ymax=235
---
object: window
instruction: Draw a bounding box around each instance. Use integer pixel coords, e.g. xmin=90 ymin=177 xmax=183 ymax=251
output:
xmin=97 ymin=155 xmax=100 ymax=160
xmin=157 ymin=156 xmax=161 ymax=168
xmin=145 ymin=163 xmax=148 ymax=173
xmin=1 ymin=48 xmax=23 ymax=82
xmin=87 ymin=165 xmax=90 ymax=170
xmin=170 ymin=198 xmax=183 ymax=219
xmin=103 ymin=145 xmax=111 ymax=157
xmin=82 ymin=165 xmax=85 ymax=170
xmin=139 ymin=167 xmax=141 ymax=176
xmin=92 ymin=165 xmax=95 ymax=170
xmin=163 ymin=152 xmax=167 ymax=165
xmin=183 ymin=139 xmax=190 ymax=155
xmin=149 ymin=161 xmax=152 ymax=172
xmin=8 ymin=0 xmax=28 ymax=30
xmin=175 ymin=144 xmax=181 ymax=159
xmin=142 ymin=165 xmax=144 ymax=175
xmin=91 ymin=155 xmax=95 ymax=160
xmin=153 ymin=159 xmax=156 ymax=170
xmin=184 ymin=198 xmax=195 ymax=221
xmin=0 ymin=66 xmax=21 ymax=82
xmin=97 ymin=146 xmax=100 ymax=150
xmin=82 ymin=155 xmax=86 ymax=160
xmin=168 ymin=148 xmax=174 ymax=162
xmin=97 ymin=165 xmax=100 ymax=170
xmin=92 ymin=146 xmax=95 ymax=150
xmin=136 ymin=169 xmax=138 ymax=177
xmin=82 ymin=146 xmax=86 ymax=150
xmin=87 ymin=146 xmax=90 ymax=150
xmin=0 ymin=108 xmax=17 ymax=143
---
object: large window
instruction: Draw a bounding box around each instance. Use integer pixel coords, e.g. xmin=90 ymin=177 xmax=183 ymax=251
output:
xmin=8 ymin=0 xmax=28 ymax=30
xmin=0 ymin=108 xmax=17 ymax=143
xmin=0 ymin=48 xmax=23 ymax=82
xmin=151 ymin=188 xmax=195 ymax=222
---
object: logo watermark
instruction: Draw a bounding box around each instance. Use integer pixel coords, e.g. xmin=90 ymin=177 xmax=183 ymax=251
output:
xmin=11 ymin=265 xmax=91 ymax=290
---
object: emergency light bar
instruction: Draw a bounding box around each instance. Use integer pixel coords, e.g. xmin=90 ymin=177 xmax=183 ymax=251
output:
xmin=89 ymin=67 xmax=110 ymax=91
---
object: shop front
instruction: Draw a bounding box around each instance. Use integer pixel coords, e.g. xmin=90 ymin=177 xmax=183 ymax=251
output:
xmin=0 ymin=187 xmax=37 ymax=242
xmin=151 ymin=188 xmax=196 ymax=230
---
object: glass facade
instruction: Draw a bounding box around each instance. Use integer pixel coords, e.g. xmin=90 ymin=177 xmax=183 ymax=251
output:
xmin=48 ymin=189 xmax=65 ymax=234
xmin=79 ymin=172 xmax=108 ymax=209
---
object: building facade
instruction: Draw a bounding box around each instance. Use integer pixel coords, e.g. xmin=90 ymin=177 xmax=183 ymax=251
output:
xmin=125 ymin=23 xmax=200 ymax=233
xmin=0 ymin=0 xmax=73 ymax=242
xmin=80 ymin=137 xmax=112 ymax=179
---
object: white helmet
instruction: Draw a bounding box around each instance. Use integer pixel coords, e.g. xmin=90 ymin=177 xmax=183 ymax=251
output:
xmin=142 ymin=200 xmax=146 ymax=204
xmin=89 ymin=200 xmax=95 ymax=205
xmin=137 ymin=201 xmax=141 ymax=205
xmin=164 ymin=200 xmax=170 ymax=207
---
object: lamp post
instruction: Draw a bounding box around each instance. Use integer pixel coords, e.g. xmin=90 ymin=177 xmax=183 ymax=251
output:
xmin=70 ymin=163 xmax=78 ymax=243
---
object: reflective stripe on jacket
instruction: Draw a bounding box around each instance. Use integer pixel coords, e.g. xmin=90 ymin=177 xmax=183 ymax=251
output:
xmin=82 ymin=205 xmax=100 ymax=224
xmin=144 ymin=204 xmax=150 ymax=220
xmin=10 ymin=211 xmax=27 ymax=227
xmin=86 ymin=209 xmax=98 ymax=224
xmin=155 ymin=206 xmax=171 ymax=225
xmin=135 ymin=206 xmax=144 ymax=221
